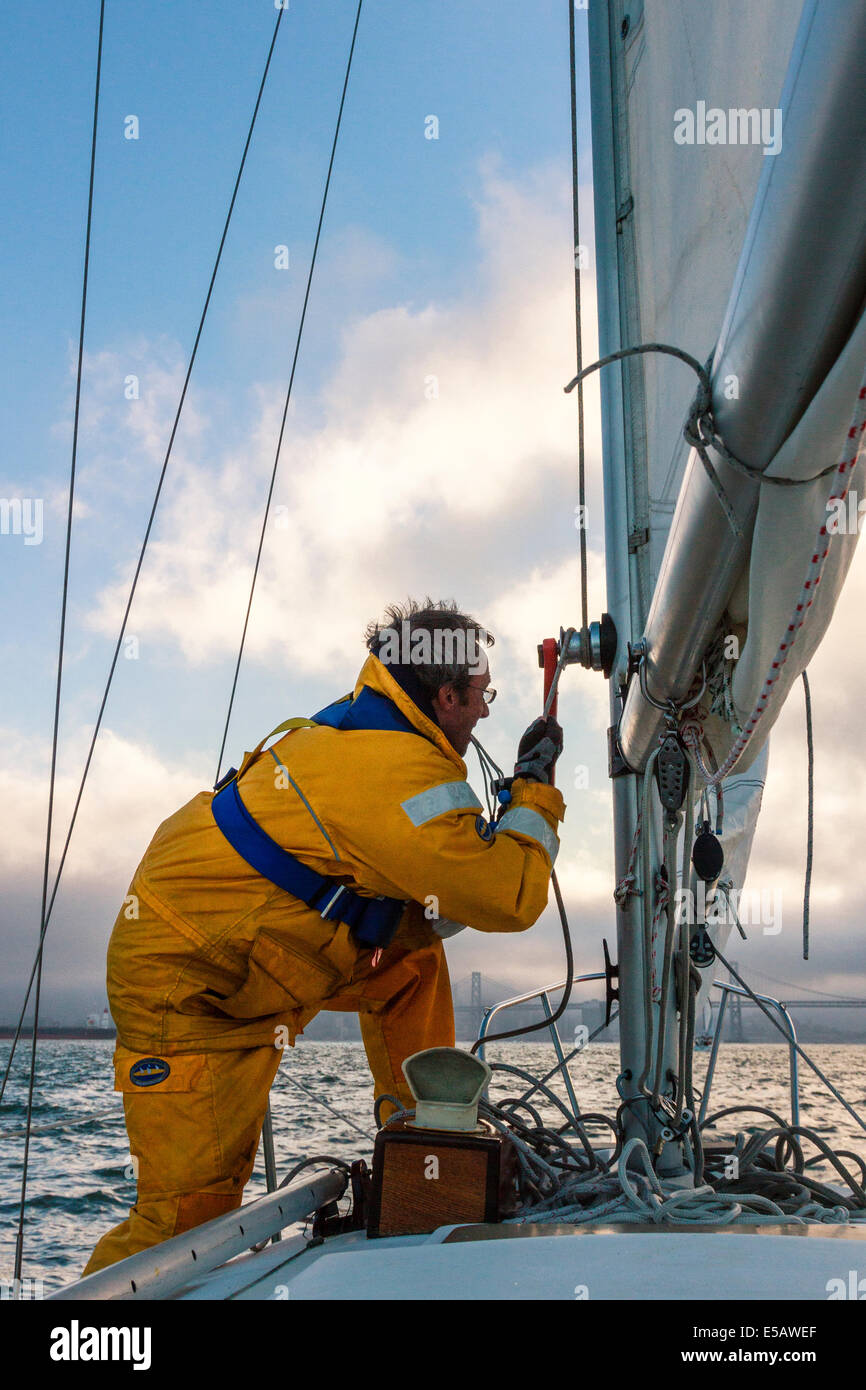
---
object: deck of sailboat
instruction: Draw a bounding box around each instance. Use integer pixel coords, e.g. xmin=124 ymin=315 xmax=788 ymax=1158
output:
xmin=142 ymin=1221 xmax=866 ymax=1302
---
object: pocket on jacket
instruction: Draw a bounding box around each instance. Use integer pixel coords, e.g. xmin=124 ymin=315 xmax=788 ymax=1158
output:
xmin=212 ymin=930 xmax=344 ymax=1020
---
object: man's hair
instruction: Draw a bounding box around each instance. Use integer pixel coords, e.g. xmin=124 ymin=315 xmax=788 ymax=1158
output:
xmin=364 ymin=597 xmax=494 ymax=700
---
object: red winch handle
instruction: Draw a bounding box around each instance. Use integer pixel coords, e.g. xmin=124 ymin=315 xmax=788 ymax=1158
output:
xmin=541 ymin=636 xmax=559 ymax=787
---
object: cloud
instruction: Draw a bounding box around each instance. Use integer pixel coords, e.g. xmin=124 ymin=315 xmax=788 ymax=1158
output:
xmin=0 ymin=725 xmax=208 ymax=886
xmin=486 ymin=555 xmax=609 ymax=726
xmin=80 ymin=162 xmax=596 ymax=681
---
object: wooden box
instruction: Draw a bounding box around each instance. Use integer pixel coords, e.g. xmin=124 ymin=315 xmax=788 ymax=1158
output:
xmin=366 ymin=1121 xmax=508 ymax=1238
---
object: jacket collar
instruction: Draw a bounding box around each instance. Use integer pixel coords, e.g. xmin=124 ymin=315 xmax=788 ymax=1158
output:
xmin=353 ymin=654 xmax=465 ymax=771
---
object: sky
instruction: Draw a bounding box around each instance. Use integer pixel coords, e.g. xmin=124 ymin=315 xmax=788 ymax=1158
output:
xmin=1 ymin=0 xmax=864 ymax=1028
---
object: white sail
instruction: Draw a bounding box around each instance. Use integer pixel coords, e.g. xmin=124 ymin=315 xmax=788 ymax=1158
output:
xmin=618 ymin=0 xmax=804 ymax=598
xmin=596 ymin=0 xmax=866 ymax=1046
xmin=618 ymin=0 xmax=866 ymax=770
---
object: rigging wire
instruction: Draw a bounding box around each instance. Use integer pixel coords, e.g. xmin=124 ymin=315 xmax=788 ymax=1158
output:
xmin=12 ymin=0 xmax=106 ymax=1287
xmin=743 ymin=969 xmax=864 ymax=1002
xmin=712 ymin=944 xmax=866 ymax=1141
xmin=0 ymin=6 xmax=287 ymax=1111
xmin=469 ymin=631 xmax=577 ymax=1053
xmin=514 ymin=1009 xmax=620 ymax=1109
xmin=464 ymin=3 xmax=593 ymax=1061
xmin=280 ymin=1070 xmax=374 ymax=1143
xmin=474 ymin=749 xmax=495 ymax=821
xmin=469 ymin=868 xmax=574 ymax=1054
xmin=564 ymin=341 xmax=843 ymax=490
xmin=0 ymin=1107 xmax=121 ymax=1140
xmin=462 ymin=5 xmax=589 ymax=1066
xmin=214 ymin=0 xmax=365 ymax=787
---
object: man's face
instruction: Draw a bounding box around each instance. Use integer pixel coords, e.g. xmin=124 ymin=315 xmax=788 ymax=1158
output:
xmin=431 ymin=661 xmax=492 ymax=756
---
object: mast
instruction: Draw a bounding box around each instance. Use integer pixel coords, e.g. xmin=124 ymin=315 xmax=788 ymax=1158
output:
xmin=587 ymin=0 xmax=866 ymax=1165
xmin=586 ymin=0 xmax=682 ymax=1163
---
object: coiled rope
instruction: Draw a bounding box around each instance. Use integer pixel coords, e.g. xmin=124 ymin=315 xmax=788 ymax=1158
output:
xmin=375 ymin=1071 xmax=866 ymax=1230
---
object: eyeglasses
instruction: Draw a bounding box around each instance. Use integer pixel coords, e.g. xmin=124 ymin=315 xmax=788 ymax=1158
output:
xmin=444 ymin=679 xmax=496 ymax=705
xmin=469 ymin=684 xmax=496 ymax=705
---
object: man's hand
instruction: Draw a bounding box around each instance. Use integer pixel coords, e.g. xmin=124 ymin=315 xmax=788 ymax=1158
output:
xmin=513 ymin=715 xmax=564 ymax=784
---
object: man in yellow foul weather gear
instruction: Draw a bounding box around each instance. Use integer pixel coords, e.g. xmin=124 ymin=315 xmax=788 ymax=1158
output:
xmin=83 ymin=599 xmax=565 ymax=1274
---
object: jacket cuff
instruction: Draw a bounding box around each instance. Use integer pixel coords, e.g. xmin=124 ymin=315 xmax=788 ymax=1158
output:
xmin=511 ymin=777 xmax=566 ymax=823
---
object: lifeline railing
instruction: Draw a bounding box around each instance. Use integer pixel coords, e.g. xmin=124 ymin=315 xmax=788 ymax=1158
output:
xmin=476 ymin=971 xmax=803 ymax=1133
xmin=700 ymin=980 xmax=800 ymax=1127
xmin=476 ymin=971 xmax=607 ymax=1123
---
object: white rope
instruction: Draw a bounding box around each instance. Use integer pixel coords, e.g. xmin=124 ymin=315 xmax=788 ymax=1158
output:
xmin=503 ymin=1133 xmax=866 ymax=1229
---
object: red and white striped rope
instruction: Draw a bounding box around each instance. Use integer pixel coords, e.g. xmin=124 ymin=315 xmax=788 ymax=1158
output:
xmin=649 ymin=868 xmax=669 ymax=1002
xmin=613 ymin=809 xmax=643 ymax=904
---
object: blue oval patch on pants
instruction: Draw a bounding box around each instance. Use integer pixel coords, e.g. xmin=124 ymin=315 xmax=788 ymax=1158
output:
xmin=129 ymin=1057 xmax=171 ymax=1087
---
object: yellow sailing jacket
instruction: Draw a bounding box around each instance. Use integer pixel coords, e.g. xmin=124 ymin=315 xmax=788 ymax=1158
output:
xmin=107 ymin=653 xmax=565 ymax=1050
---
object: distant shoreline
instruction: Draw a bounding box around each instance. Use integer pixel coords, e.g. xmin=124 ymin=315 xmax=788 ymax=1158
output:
xmin=0 ymin=1027 xmax=117 ymax=1039
xmin=0 ymin=1030 xmax=862 ymax=1046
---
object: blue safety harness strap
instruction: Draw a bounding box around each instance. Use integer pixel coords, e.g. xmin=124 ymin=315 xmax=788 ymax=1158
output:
xmin=311 ymin=685 xmax=418 ymax=735
xmin=211 ymin=778 xmax=404 ymax=946
xmin=210 ymin=686 xmax=416 ymax=949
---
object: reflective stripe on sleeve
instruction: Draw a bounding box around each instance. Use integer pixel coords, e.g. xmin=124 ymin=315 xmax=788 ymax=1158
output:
xmin=401 ymin=780 xmax=482 ymax=827
xmin=495 ymin=806 xmax=559 ymax=865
